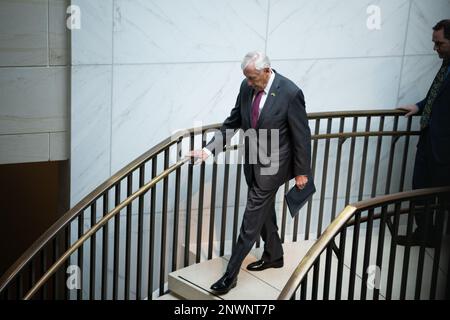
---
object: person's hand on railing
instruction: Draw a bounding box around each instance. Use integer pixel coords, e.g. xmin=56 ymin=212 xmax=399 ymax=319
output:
xmin=186 ymin=149 xmax=210 ymax=165
xmin=397 ymin=104 xmax=419 ymax=117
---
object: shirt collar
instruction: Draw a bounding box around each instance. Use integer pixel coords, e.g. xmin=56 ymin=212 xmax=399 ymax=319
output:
xmin=263 ymin=69 xmax=275 ymax=94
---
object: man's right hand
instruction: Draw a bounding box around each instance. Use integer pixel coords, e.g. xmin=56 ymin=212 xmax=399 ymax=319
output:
xmin=397 ymin=104 xmax=419 ymax=117
xmin=186 ymin=149 xmax=210 ymax=165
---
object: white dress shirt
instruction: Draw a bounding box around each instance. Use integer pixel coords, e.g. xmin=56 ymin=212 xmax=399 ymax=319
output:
xmin=254 ymin=69 xmax=275 ymax=113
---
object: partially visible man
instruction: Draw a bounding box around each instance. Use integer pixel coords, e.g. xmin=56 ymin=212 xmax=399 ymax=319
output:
xmin=397 ymin=19 xmax=450 ymax=247
xmin=188 ymin=51 xmax=312 ymax=294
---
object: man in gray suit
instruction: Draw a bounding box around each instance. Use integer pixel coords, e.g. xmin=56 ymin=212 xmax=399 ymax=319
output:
xmin=189 ymin=51 xmax=312 ymax=294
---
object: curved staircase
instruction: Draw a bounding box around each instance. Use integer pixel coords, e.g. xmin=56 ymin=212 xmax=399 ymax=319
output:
xmin=1 ymin=110 xmax=449 ymax=300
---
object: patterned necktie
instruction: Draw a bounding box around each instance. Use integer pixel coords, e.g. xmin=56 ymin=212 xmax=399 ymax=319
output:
xmin=251 ymin=90 xmax=264 ymax=128
xmin=420 ymin=59 xmax=449 ymax=129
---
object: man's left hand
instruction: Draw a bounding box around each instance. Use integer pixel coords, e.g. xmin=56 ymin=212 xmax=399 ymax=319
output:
xmin=295 ymin=175 xmax=308 ymax=189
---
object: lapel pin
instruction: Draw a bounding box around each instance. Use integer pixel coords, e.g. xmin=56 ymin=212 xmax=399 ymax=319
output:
xmin=271 ymin=92 xmax=276 ymax=97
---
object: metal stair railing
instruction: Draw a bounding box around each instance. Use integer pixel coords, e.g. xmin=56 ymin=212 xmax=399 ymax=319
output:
xmin=279 ymin=187 xmax=450 ymax=300
xmin=0 ymin=109 xmax=422 ymax=300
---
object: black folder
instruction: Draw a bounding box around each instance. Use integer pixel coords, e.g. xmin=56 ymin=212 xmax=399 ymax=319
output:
xmin=285 ymin=177 xmax=316 ymax=218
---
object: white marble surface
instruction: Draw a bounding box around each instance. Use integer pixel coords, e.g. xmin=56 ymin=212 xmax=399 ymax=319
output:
xmin=111 ymin=62 xmax=243 ymax=171
xmin=267 ymin=0 xmax=410 ymax=59
xmin=71 ymin=65 xmax=112 ymax=206
xmin=50 ymin=131 xmax=68 ymax=160
xmin=71 ymin=0 xmax=113 ymax=65
xmin=273 ymin=57 xmax=403 ymax=111
xmin=70 ymin=0 xmax=443 ymax=210
xmin=405 ymin=0 xmax=450 ymax=55
xmin=0 ymin=133 xmax=49 ymax=164
xmin=0 ymin=66 xmax=68 ymax=135
xmin=0 ymin=0 xmax=48 ymax=66
xmin=49 ymin=0 xmax=70 ymax=66
xmin=397 ymin=54 xmax=442 ymax=106
xmin=113 ymin=0 xmax=268 ymax=64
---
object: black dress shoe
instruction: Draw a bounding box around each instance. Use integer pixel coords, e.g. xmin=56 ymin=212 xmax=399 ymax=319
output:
xmin=210 ymin=273 xmax=237 ymax=295
xmin=396 ymin=230 xmax=439 ymax=248
xmin=246 ymin=257 xmax=284 ymax=271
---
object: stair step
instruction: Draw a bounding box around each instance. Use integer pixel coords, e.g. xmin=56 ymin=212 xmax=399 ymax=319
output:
xmin=168 ymin=241 xmax=316 ymax=300
xmin=155 ymin=292 xmax=183 ymax=300
xmin=168 ymin=230 xmax=449 ymax=300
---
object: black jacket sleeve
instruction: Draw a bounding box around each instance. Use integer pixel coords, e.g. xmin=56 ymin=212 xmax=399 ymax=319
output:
xmin=205 ymin=91 xmax=242 ymax=156
xmin=287 ymin=89 xmax=312 ymax=176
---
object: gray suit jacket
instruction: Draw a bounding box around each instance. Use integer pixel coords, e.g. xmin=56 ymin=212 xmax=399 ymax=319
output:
xmin=206 ymin=71 xmax=312 ymax=190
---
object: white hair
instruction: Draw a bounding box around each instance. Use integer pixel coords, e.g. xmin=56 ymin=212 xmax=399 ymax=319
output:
xmin=241 ymin=51 xmax=271 ymax=71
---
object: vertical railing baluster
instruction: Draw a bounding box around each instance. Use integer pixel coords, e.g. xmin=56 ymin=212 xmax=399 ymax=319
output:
xmin=232 ymin=134 xmax=243 ymax=249
xmin=16 ymin=274 xmax=22 ymax=300
xmin=197 ymin=134 xmax=206 ymax=263
xmin=399 ymin=116 xmax=412 ymax=192
xmin=281 ymin=182 xmax=289 ymax=243
xmin=447 ymin=251 xmax=450 ymax=300
xmin=148 ymin=157 xmax=157 ymax=299
xmin=136 ymin=165 xmax=145 ymax=299
xmin=292 ymin=212 xmax=299 ymax=243
xmin=360 ymin=208 xmax=374 ymax=300
xmin=52 ymin=237 xmax=59 ymax=299
xmin=345 ymin=117 xmax=358 ymax=205
xmin=304 ymin=118 xmax=320 ymax=241
xmin=400 ymin=200 xmax=416 ymax=299
xmin=348 ymin=211 xmax=361 ymax=300
xmin=385 ymin=116 xmax=399 ymax=194
xmin=374 ymin=205 xmax=388 ymax=300
xmin=90 ymin=202 xmax=97 ymax=300
xmin=335 ymin=226 xmax=347 ymax=300
xmin=125 ymin=174 xmax=133 ymax=300
xmin=300 ymin=276 xmax=307 ymax=300
xmin=160 ymin=149 xmax=170 ymax=296
xmin=371 ymin=116 xmax=384 ymax=198
xmin=323 ymin=244 xmax=333 ymax=300
xmin=414 ymin=199 xmax=431 ymax=300
xmin=317 ymin=118 xmax=332 ymax=237
xmin=113 ymin=183 xmax=121 ymax=300
xmin=221 ymin=151 xmax=230 ymax=255
xmin=208 ymin=160 xmax=218 ymax=260
xmin=77 ymin=213 xmax=84 ymax=300
xmin=101 ymin=192 xmax=109 ymax=300
xmin=185 ymin=135 xmax=194 ymax=266
xmin=172 ymin=141 xmax=182 ymax=270
xmin=386 ymin=202 xmax=402 ymax=299
xmin=65 ymin=224 xmax=70 ymax=300
xmin=429 ymin=195 xmax=446 ymax=299
xmin=331 ymin=117 xmax=345 ymax=221
xmin=29 ymin=260 xmax=35 ymax=300
xmin=311 ymin=260 xmax=320 ymax=300
xmin=358 ymin=117 xmax=371 ymax=201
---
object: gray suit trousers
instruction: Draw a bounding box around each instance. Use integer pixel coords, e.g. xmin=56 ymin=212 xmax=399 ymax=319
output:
xmin=225 ymin=183 xmax=284 ymax=278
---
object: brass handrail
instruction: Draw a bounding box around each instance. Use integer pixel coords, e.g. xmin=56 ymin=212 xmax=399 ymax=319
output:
xmin=277 ymin=186 xmax=450 ymax=300
xmin=307 ymin=109 xmax=409 ymax=119
xmin=0 ymin=109 xmax=410 ymax=296
xmin=312 ymin=130 xmax=419 ymax=140
xmin=22 ymin=144 xmax=243 ymax=299
xmin=0 ymin=124 xmax=217 ymax=292
xmin=23 ymin=157 xmax=190 ymax=299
